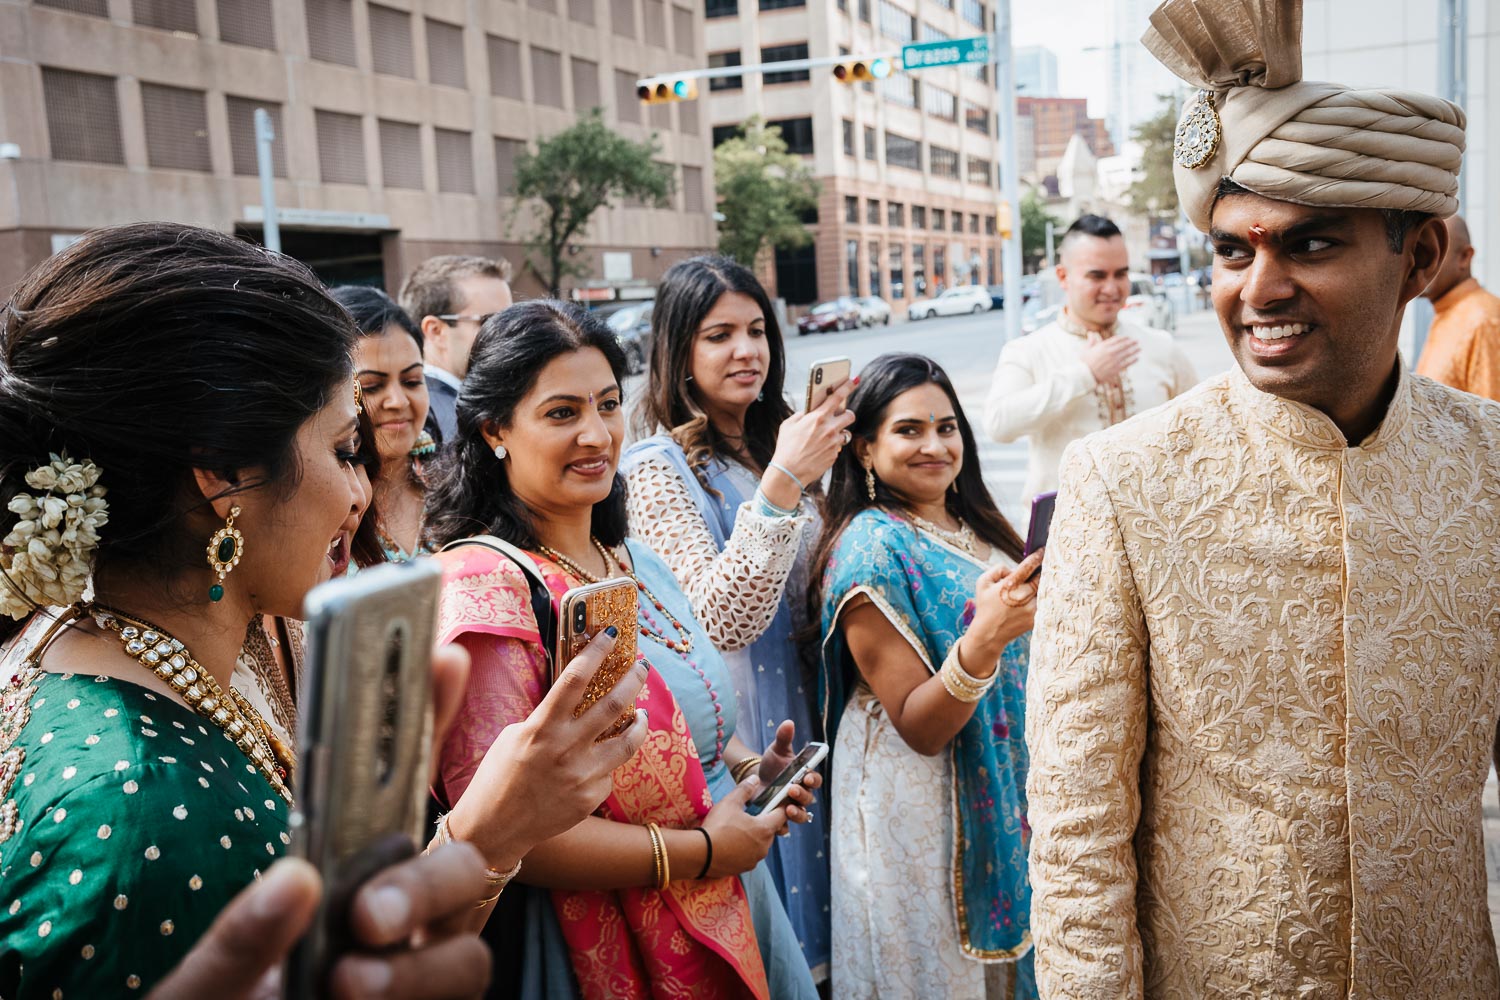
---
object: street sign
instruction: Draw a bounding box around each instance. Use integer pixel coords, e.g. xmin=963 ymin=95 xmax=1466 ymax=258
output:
xmin=901 ymin=35 xmax=990 ymax=70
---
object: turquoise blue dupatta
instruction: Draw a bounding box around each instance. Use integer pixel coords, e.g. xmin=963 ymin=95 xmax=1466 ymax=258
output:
xmin=819 ymin=508 xmax=1033 ymax=961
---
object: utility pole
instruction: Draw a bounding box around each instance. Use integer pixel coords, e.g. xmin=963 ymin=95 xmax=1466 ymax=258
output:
xmin=254 ymin=108 xmax=280 ymax=254
xmin=1044 ymin=220 xmax=1055 ymax=269
xmin=1438 ymin=0 xmax=1468 ymax=209
xmin=995 ymin=0 xmax=1023 ymax=342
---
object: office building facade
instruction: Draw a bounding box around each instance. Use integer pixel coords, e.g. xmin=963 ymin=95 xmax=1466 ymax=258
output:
xmin=705 ymin=0 xmax=1009 ymax=309
xmin=0 ymin=0 xmax=716 ymax=297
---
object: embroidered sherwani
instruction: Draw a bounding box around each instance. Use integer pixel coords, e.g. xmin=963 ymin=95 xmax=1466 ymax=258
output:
xmin=982 ymin=313 xmax=1197 ymax=506
xmin=1026 ymin=364 xmax=1500 ymax=999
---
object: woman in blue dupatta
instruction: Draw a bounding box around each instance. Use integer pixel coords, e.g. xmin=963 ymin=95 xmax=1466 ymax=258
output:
xmin=810 ymin=354 xmax=1044 ymax=999
xmin=622 ymin=256 xmax=854 ymax=979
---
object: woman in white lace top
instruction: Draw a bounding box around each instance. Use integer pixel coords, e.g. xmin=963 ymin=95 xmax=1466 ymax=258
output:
xmin=622 ymin=255 xmax=854 ymax=979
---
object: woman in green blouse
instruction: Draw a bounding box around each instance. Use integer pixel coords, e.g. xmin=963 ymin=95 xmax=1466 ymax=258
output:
xmin=0 ymin=223 xmax=647 ymax=998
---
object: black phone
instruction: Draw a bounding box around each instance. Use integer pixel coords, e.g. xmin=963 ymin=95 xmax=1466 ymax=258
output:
xmin=1024 ymin=490 xmax=1058 ymax=559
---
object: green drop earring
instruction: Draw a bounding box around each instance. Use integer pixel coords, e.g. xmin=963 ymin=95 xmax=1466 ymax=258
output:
xmin=206 ymin=505 xmax=243 ymax=603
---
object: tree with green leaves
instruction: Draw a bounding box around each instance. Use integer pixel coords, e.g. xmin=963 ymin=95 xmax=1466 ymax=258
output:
xmin=512 ymin=109 xmax=674 ymax=297
xmin=1126 ymin=94 xmax=1180 ymax=217
xmin=714 ymin=117 xmax=820 ymax=269
xmin=1020 ymin=188 xmax=1059 ymax=272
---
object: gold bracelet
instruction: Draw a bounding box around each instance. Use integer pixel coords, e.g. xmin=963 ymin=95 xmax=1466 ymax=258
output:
xmin=646 ymin=822 xmax=671 ymax=891
xmin=939 ymin=642 xmax=994 ymax=704
xmin=730 ymin=755 xmax=762 ymax=784
xmin=432 ymin=812 xmax=526 ymax=904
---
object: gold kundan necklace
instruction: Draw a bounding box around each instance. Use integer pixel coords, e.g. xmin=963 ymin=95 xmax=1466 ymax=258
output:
xmin=90 ymin=605 xmax=293 ymax=803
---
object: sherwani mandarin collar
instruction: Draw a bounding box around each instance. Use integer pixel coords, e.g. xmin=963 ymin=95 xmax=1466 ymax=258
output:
xmin=1226 ymin=359 xmax=1413 ymax=452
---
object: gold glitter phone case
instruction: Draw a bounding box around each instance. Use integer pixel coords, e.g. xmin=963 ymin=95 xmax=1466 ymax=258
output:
xmin=554 ymin=578 xmax=639 ymax=738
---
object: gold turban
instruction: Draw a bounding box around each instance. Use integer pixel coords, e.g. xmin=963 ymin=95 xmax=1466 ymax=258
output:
xmin=1142 ymin=0 xmax=1466 ymax=233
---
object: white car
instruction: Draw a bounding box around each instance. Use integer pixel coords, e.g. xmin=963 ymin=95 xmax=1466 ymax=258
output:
xmin=855 ymin=295 xmax=892 ymax=326
xmin=906 ymin=285 xmax=992 ymax=321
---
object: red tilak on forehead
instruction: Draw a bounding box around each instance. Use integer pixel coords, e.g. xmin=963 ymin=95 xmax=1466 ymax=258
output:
xmin=1247 ymin=224 xmax=1270 ymax=246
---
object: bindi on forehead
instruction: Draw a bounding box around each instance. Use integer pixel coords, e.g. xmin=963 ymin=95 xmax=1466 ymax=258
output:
xmin=1247 ymin=224 xmax=1270 ymax=246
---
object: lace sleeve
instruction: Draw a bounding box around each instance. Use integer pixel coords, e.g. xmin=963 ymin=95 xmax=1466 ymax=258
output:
xmin=625 ymin=457 xmax=809 ymax=653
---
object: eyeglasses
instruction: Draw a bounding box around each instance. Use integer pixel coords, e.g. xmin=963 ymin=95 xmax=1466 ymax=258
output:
xmin=437 ymin=313 xmax=498 ymax=326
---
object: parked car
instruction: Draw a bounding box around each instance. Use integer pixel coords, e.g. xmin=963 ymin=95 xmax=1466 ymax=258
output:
xmin=604 ymin=301 xmax=653 ymax=373
xmin=983 ymin=282 xmax=1039 ymax=312
xmin=855 ymin=295 xmax=892 ymax=326
xmin=1020 ymin=300 xmax=1062 ymax=335
xmin=1123 ymin=273 xmax=1176 ymax=333
xmin=797 ymin=297 xmax=862 ymax=335
xmin=907 ymin=284 xmax=992 ymax=321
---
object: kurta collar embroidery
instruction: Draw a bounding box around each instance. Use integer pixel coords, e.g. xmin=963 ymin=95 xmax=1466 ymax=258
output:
xmin=1227 ymin=360 xmax=1413 ymax=452
xmin=1058 ymin=306 xmax=1119 ymax=340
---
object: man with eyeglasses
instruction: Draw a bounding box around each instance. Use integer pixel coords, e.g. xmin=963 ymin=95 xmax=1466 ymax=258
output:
xmin=398 ymin=254 xmax=513 ymax=443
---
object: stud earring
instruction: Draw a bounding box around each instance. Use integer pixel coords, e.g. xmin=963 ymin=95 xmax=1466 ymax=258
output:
xmin=865 ymin=466 xmax=877 ymax=501
xmin=206 ymin=505 xmax=243 ymax=603
xmin=493 ymin=443 xmax=508 ymax=460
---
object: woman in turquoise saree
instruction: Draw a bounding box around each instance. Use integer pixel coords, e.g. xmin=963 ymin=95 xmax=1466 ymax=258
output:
xmin=810 ymin=354 xmax=1044 ymax=999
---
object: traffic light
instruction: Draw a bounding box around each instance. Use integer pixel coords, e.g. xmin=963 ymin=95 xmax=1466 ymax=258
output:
xmin=637 ymin=77 xmax=698 ymax=103
xmin=831 ymin=58 xmax=893 ymax=83
xmin=997 ymin=200 xmax=1014 ymax=240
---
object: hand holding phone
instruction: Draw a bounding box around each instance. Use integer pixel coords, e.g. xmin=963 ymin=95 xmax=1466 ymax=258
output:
xmin=805 ymin=356 xmax=853 ymax=411
xmin=554 ymin=578 xmax=639 ymax=738
xmin=745 ymin=742 xmax=829 ymax=817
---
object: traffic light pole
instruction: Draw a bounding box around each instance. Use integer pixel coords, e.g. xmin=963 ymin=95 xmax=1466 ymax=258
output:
xmin=637 ymin=52 xmax=901 ymax=93
xmin=994 ymin=0 xmax=1023 ymax=343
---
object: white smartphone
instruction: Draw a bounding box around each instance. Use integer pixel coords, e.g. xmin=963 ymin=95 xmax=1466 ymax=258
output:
xmin=805 ymin=357 xmax=852 ymax=411
xmin=745 ymin=741 xmax=829 ymax=816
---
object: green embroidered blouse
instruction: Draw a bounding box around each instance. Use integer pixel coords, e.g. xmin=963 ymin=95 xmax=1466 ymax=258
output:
xmin=0 ymin=666 xmax=288 ymax=997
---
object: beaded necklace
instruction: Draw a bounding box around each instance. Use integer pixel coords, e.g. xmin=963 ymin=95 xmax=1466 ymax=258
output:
xmin=536 ymin=538 xmax=727 ymax=764
xmin=908 ymin=513 xmax=981 ymax=557
xmin=90 ymin=605 xmax=294 ymax=803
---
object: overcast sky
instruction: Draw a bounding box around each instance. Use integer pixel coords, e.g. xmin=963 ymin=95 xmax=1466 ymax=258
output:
xmin=1012 ymin=2 xmax=1122 ymax=118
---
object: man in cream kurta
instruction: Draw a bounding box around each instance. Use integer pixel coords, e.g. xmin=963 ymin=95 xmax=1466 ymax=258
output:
xmin=982 ymin=214 xmax=1196 ymax=506
xmin=1025 ymin=1 xmax=1499 ymax=997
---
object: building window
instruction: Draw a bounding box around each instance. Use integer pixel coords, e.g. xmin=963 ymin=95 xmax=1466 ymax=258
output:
xmin=315 ymin=109 xmax=367 ymax=185
xmin=140 ymin=82 xmax=210 ymax=171
xmin=952 ymin=211 xmax=964 ymax=233
xmin=863 ymin=126 xmax=876 ymax=160
xmin=427 ymin=19 xmax=467 ymax=88
xmin=934 ymin=244 xmax=946 ymax=283
xmin=650 ymin=101 xmax=672 ymax=131
xmin=369 ymin=4 xmax=415 ymax=78
xmin=435 ymin=128 xmax=474 ymax=193
xmin=881 ymin=73 xmax=917 ymax=108
xmin=933 ymin=208 xmax=946 ymax=229
xmin=877 ymin=0 xmax=914 ymax=42
xmin=488 ymin=36 xmax=524 ymax=99
xmin=866 ymin=198 xmax=881 ymax=225
xmin=845 ymin=196 xmax=859 ymax=223
xmin=885 ymin=132 xmax=921 ymax=171
xmin=226 ymin=96 xmax=287 ymax=176
xmin=682 ymin=164 xmax=704 ymax=213
xmin=911 ymin=243 xmax=927 ymax=295
xmin=673 ymin=6 xmax=696 ymax=54
xmin=930 ymin=144 xmax=958 ymax=179
xmin=532 ymin=46 xmax=564 ymax=107
xmin=306 ymin=0 xmax=356 ymax=66
xmin=967 ymin=213 xmax=978 ymax=233
xmin=708 ymin=51 xmax=743 ymax=91
xmin=846 ymin=240 xmax=860 ymax=295
xmin=964 ymin=62 xmax=988 ymax=84
xmin=889 ymin=245 xmax=905 ymax=299
xmin=888 ymin=201 xmax=904 ymax=228
xmin=570 ymin=0 xmax=596 ymax=24
xmin=612 ymin=0 xmax=636 ymax=36
xmin=644 ymin=0 xmax=666 ymax=40
xmin=869 ymin=241 xmax=882 ymax=296
xmin=965 ymin=101 xmax=991 ymax=134
xmin=40 ymin=68 xmax=124 ymax=165
xmin=767 ymin=116 xmax=813 ymax=155
xmin=924 ymin=85 xmax=957 ymax=121
xmin=615 ymin=69 xmax=641 ymax=124
xmin=912 ymin=205 xmax=926 ymax=229
xmin=842 ymin=119 xmax=855 ymax=157
xmin=217 ymin=0 xmax=275 ymax=48
xmin=761 ymin=0 xmax=805 ymax=8
xmin=712 ymin=123 xmax=741 ymax=146
xmin=133 ymin=0 xmax=197 ymax=33
xmin=761 ymin=43 xmax=810 ymax=85
xmin=572 ymin=57 xmax=601 ymax=110
xmin=967 ymin=156 xmax=992 ymax=186
xmin=920 ymin=20 xmax=949 ymax=41
xmin=36 ymin=0 xmax=107 ymax=14
xmin=985 ymin=214 xmax=996 ymax=235
xmin=962 ymin=0 xmax=985 ymax=28
xmin=378 ymin=119 xmax=423 ymax=189
xmin=495 ymin=136 xmax=524 ymax=194
xmin=858 ymin=0 xmax=871 ymax=22
xmin=706 ymin=0 xmax=737 ymax=16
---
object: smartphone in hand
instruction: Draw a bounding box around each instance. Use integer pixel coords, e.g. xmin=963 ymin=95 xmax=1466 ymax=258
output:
xmin=554 ymin=578 xmax=639 ymax=738
xmin=805 ymin=357 xmax=852 ymax=411
xmin=1023 ymin=490 xmax=1057 ymax=560
xmin=745 ymin=742 xmax=829 ymax=817
xmin=285 ymin=559 xmax=442 ymax=998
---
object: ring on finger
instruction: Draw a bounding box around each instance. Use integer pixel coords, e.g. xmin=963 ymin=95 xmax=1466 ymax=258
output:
xmin=841 ymin=430 xmax=852 ymax=445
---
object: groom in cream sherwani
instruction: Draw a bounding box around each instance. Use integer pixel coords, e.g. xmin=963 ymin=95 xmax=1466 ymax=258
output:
xmin=1025 ymin=0 xmax=1500 ymax=997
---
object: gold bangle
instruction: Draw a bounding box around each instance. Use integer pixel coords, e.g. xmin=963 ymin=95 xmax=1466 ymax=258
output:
xmin=646 ymin=822 xmax=671 ymax=891
xmin=731 ymin=755 xmax=762 ymax=784
xmin=432 ymin=812 xmax=525 ymax=903
xmin=939 ymin=642 xmax=994 ymax=704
